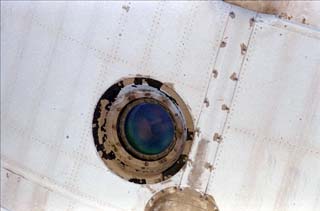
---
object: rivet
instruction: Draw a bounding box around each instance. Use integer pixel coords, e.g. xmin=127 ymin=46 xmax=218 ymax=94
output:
xmin=213 ymin=133 xmax=223 ymax=143
xmin=204 ymin=98 xmax=210 ymax=107
xmin=229 ymin=11 xmax=235 ymax=19
xmin=240 ymin=43 xmax=247 ymax=55
xmin=212 ymin=69 xmax=218 ymax=78
xmin=221 ymin=104 xmax=230 ymax=112
xmin=220 ymin=41 xmax=227 ymax=48
xmin=229 ymin=72 xmax=238 ymax=81
xmin=249 ymin=17 xmax=255 ymax=27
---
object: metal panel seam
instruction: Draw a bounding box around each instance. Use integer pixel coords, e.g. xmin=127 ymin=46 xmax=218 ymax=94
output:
xmin=204 ymin=11 xmax=259 ymax=194
xmin=178 ymin=2 xmax=232 ymax=188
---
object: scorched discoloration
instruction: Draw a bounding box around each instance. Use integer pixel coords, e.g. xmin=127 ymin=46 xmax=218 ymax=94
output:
xmin=187 ymin=139 xmax=209 ymax=189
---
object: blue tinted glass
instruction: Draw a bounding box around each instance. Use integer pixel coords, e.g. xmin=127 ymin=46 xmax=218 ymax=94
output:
xmin=124 ymin=103 xmax=174 ymax=155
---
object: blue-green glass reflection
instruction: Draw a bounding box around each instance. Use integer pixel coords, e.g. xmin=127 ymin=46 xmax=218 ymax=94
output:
xmin=124 ymin=103 xmax=174 ymax=155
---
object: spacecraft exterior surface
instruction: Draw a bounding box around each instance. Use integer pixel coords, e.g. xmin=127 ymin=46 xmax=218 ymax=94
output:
xmin=1 ymin=1 xmax=320 ymax=211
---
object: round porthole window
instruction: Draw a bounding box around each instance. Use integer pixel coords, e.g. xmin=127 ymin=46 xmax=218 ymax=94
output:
xmin=92 ymin=77 xmax=194 ymax=184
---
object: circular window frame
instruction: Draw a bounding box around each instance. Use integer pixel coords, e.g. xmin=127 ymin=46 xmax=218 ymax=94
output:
xmin=92 ymin=77 xmax=194 ymax=184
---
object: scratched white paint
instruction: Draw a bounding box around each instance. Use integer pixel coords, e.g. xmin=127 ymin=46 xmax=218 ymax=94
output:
xmin=206 ymin=15 xmax=320 ymax=211
xmin=1 ymin=1 xmax=319 ymax=211
xmin=180 ymin=4 xmax=257 ymax=193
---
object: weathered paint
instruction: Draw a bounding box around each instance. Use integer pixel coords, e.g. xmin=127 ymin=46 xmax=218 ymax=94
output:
xmin=145 ymin=187 xmax=219 ymax=211
xmin=92 ymin=76 xmax=194 ymax=184
xmin=225 ymin=0 xmax=320 ymax=28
